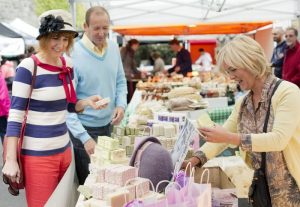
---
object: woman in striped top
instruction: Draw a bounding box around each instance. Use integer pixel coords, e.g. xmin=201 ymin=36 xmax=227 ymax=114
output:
xmin=2 ymin=10 xmax=106 ymax=207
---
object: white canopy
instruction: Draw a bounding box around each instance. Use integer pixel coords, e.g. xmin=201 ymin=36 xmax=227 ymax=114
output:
xmin=69 ymin=0 xmax=300 ymax=27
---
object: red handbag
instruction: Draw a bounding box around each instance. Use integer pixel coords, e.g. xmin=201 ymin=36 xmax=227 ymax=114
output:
xmin=2 ymin=57 xmax=37 ymax=196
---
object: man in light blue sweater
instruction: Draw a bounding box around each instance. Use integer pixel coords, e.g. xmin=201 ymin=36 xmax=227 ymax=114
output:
xmin=67 ymin=6 xmax=127 ymax=184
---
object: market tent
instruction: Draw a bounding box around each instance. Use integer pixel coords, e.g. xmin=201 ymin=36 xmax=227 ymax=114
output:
xmin=69 ymin=0 xmax=299 ymax=27
xmin=0 ymin=23 xmax=25 ymax=56
xmin=112 ymin=21 xmax=273 ymax=36
xmin=7 ymin=18 xmax=39 ymax=45
xmin=0 ymin=23 xmax=22 ymax=38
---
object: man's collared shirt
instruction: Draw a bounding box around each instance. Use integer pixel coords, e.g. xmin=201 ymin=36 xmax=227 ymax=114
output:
xmin=81 ymin=34 xmax=107 ymax=57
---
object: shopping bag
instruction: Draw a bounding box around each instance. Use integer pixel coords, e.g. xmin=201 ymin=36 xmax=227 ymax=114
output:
xmin=195 ymin=167 xmax=237 ymax=207
xmin=181 ymin=169 xmax=212 ymax=207
xmin=45 ymin=147 xmax=79 ymax=207
xmin=124 ymin=178 xmax=168 ymax=207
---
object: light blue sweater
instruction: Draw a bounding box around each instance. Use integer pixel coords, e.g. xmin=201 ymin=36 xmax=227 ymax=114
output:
xmin=67 ymin=39 xmax=127 ymax=143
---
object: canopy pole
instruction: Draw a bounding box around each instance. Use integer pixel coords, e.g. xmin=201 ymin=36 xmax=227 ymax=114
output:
xmin=69 ymin=0 xmax=77 ymax=30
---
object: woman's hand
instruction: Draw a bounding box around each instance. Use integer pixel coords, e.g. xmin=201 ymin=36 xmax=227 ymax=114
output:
xmin=181 ymin=157 xmax=201 ymax=176
xmin=2 ymin=160 xmax=21 ymax=183
xmin=199 ymin=125 xmax=241 ymax=145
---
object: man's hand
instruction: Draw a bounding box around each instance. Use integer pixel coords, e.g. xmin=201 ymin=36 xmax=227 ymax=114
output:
xmin=111 ymin=107 xmax=124 ymax=125
xmin=84 ymin=138 xmax=96 ymax=156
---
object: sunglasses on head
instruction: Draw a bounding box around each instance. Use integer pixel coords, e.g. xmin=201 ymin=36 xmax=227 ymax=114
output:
xmin=3 ymin=175 xmax=20 ymax=196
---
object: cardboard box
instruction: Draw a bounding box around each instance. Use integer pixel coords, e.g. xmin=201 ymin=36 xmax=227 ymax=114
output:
xmin=195 ymin=167 xmax=238 ymax=207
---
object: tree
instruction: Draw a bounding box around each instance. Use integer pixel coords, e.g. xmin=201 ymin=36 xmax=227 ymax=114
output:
xmin=34 ymin=0 xmax=85 ymax=29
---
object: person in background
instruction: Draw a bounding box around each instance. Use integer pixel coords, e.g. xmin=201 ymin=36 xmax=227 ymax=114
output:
xmin=67 ymin=6 xmax=127 ymax=185
xmin=2 ymin=9 xmax=105 ymax=207
xmin=282 ymin=27 xmax=300 ymax=88
xmin=168 ymin=38 xmax=192 ymax=76
xmin=0 ymin=56 xmax=10 ymax=144
xmin=151 ymin=52 xmax=165 ymax=75
xmin=184 ymin=35 xmax=300 ymax=206
xmin=271 ymin=27 xmax=287 ymax=78
xmin=195 ymin=48 xmax=212 ymax=71
xmin=120 ymin=39 xmax=145 ymax=103
xmin=120 ymin=39 xmax=141 ymax=80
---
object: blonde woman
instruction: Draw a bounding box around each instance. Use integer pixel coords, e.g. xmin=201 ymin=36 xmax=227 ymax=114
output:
xmin=184 ymin=35 xmax=300 ymax=206
xmin=2 ymin=10 xmax=105 ymax=207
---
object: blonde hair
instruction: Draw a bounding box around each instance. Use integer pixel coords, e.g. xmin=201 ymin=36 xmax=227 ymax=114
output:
xmin=38 ymin=32 xmax=74 ymax=54
xmin=217 ymin=35 xmax=271 ymax=78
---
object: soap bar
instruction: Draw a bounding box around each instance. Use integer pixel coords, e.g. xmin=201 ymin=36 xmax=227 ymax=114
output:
xmin=89 ymin=198 xmax=109 ymax=207
xmin=152 ymin=124 xmax=160 ymax=136
xmin=126 ymin=145 xmax=134 ymax=156
xmin=77 ymin=185 xmax=93 ymax=199
xmin=197 ymin=113 xmax=215 ymax=128
xmin=110 ymin=148 xmax=126 ymax=162
xmin=127 ymin=177 xmax=150 ymax=198
xmin=111 ymin=166 xmax=137 ymax=186
xmin=104 ymin=138 xmax=119 ymax=150
xmin=115 ymin=127 xmax=125 ymax=136
xmin=121 ymin=136 xmax=131 ymax=147
xmin=92 ymin=183 xmax=105 ymax=200
xmin=106 ymin=190 xmax=130 ymax=207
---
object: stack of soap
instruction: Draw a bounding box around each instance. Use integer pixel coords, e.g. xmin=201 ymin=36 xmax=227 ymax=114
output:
xmin=106 ymin=189 xmax=130 ymax=207
xmin=125 ymin=177 xmax=150 ymax=198
xmin=105 ymin=165 xmax=136 ymax=186
xmin=92 ymin=183 xmax=119 ymax=200
xmin=93 ymin=136 xmax=127 ymax=165
xmin=164 ymin=124 xmax=176 ymax=138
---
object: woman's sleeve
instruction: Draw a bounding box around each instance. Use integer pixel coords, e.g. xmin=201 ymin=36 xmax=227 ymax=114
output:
xmin=241 ymin=83 xmax=300 ymax=152
xmin=6 ymin=59 xmax=34 ymax=137
xmin=193 ymin=98 xmax=242 ymax=163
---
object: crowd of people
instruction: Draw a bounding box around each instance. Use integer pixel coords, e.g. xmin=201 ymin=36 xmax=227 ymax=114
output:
xmin=0 ymin=4 xmax=299 ymax=207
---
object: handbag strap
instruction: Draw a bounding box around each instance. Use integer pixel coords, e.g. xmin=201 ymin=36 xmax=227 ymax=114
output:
xmin=261 ymin=79 xmax=282 ymax=170
xmin=17 ymin=57 xmax=37 ymax=155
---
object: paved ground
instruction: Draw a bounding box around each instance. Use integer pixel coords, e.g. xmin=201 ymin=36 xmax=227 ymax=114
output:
xmin=0 ymin=143 xmax=26 ymax=207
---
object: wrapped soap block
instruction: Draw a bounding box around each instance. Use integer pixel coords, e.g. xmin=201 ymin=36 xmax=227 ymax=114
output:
xmin=92 ymin=183 xmax=105 ymax=200
xmin=98 ymin=137 xmax=106 ymax=147
xmin=111 ymin=148 xmax=126 ymax=162
xmin=152 ymin=124 xmax=160 ymax=136
xmin=115 ymin=126 xmax=125 ymax=136
xmin=125 ymin=127 xmax=130 ymax=135
xmin=197 ymin=113 xmax=215 ymax=128
xmin=95 ymin=146 xmax=110 ymax=160
xmin=134 ymin=128 xmax=140 ymax=136
xmin=88 ymin=198 xmax=109 ymax=207
xmin=106 ymin=190 xmax=130 ymax=207
xmin=159 ymin=125 xmax=165 ymax=136
xmin=164 ymin=125 xmax=175 ymax=138
xmin=88 ymin=164 xmax=105 ymax=183
xmin=104 ymin=165 xmax=122 ymax=183
xmin=104 ymin=138 xmax=119 ymax=150
xmin=121 ymin=136 xmax=131 ymax=147
xmin=128 ymin=177 xmax=150 ymax=198
xmin=102 ymin=183 xmax=119 ymax=199
xmin=77 ymin=185 xmax=93 ymax=200
xmin=129 ymin=135 xmax=135 ymax=145
xmin=140 ymin=192 xmax=167 ymax=206
xmin=126 ymin=145 xmax=134 ymax=156
xmin=112 ymin=166 xmax=137 ymax=186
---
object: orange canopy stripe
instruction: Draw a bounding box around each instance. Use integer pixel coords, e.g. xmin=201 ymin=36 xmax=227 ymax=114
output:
xmin=112 ymin=21 xmax=272 ymax=35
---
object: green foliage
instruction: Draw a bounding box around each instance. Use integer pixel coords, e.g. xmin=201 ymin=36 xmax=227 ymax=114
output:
xmin=34 ymin=0 xmax=85 ymax=29
xmin=34 ymin=0 xmax=69 ymax=16
xmin=135 ymin=43 xmax=176 ymax=66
